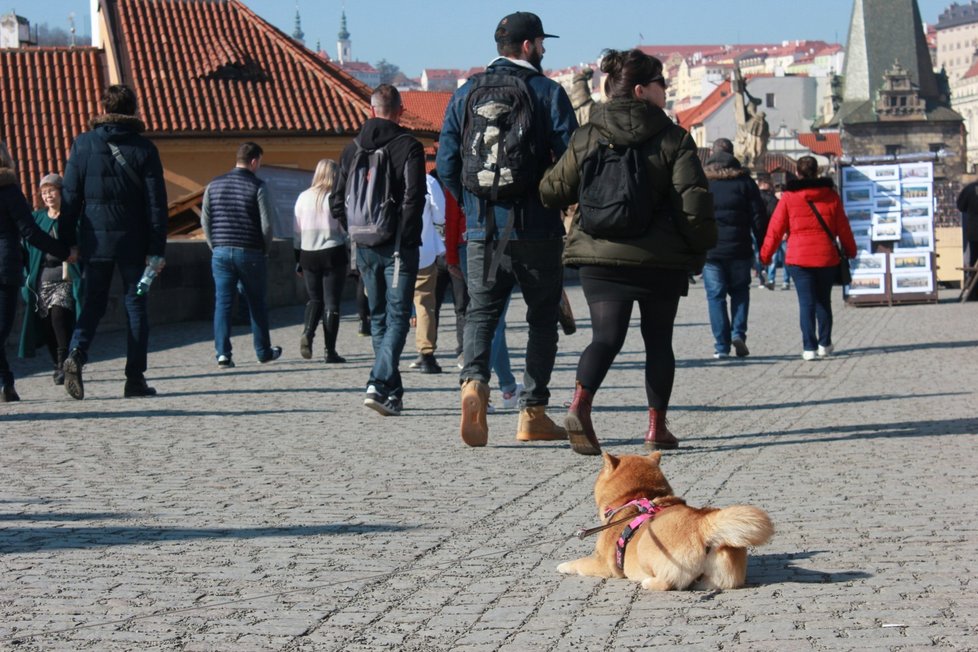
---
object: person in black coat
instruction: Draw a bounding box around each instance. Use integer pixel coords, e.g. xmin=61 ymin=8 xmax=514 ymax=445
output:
xmin=0 ymin=141 xmax=72 ymax=401
xmin=701 ymin=151 xmax=768 ymax=359
xmin=58 ymin=84 xmax=168 ymax=400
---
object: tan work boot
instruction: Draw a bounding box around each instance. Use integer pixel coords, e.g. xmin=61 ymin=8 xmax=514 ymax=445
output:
xmin=460 ymin=379 xmax=490 ymax=447
xmin=516 ymin=406 xmax=568 ymax=441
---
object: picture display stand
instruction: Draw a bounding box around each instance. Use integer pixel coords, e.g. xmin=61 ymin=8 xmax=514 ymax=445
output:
xmin=839 ymin=159 xmax=938 ymax=306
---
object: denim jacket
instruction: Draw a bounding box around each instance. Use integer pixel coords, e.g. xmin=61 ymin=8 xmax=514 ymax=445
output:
xmin=436 ymin=58 xmax=578 ymax=241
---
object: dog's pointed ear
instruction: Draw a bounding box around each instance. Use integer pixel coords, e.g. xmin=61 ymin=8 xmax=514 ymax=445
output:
xmin=602 ymin=452 xmax=620 ymax=472
xmin=647 ymin=450 xmax=662 ymax=465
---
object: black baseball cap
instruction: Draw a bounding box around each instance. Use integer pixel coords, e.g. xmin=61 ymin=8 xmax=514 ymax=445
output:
xmin=494 ymin=12 xmax=558 ymax=44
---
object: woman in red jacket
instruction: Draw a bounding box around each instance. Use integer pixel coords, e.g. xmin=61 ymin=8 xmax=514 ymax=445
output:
xmin=760 ymin=156 xmax=856 ymax=360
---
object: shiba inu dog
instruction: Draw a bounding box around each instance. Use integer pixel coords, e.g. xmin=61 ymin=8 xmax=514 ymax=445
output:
xmin=559 ymin=452 xmax=774 ymax=590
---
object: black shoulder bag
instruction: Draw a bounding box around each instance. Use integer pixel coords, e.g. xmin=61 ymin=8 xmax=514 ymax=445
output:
xmin=807 ymin=200 xmax=851 ymax=286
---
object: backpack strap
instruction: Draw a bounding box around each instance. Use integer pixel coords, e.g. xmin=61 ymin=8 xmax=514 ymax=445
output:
xmin=107 ymin=141 xmax=145 ymax=192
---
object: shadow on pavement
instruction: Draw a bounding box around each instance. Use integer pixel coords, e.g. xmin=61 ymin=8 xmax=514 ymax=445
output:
xmin=0 ymin=512 xmax=135 ymax=522
xmin=0 ymin=523 xmax=414 ymax=554
xmin=0 ymin=408 xmax=323 ymax=421
xmin=749 ymin=551 xmax=873 ymax=584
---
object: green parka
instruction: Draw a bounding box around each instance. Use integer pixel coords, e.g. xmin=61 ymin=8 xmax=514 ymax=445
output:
xmin=539 ymin=98 xmax=716 ymax=271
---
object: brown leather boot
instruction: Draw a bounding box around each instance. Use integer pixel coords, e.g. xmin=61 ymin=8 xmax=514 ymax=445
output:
xmin=460 ymin=379 xmax=490 ymax=447
xmin=565 ymin=382 xmax=600 ymax=455
xmin=517 ymin=406 xmax=568 ymax=441
xmin=644 ymin=407 xmax=679 ymax=450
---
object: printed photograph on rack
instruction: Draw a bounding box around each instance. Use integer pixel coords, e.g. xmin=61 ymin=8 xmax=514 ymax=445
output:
xmin=843 ymin=167 xmax=871 ymax=184
xmin=851 ymin=252 xmax=887 ymax=274
xmin=844 ymin=185 xmax=873 ymax=205
xmin=850 ymin=221 xmax=873 ymax=239
xmin=902 ymin=184 xmax=933 ymax=202
xmin=903 ymin=205 xmax=932 ymax=219
xmin=847 ymin=207 xmax=873 ymax=222
xmin=900 ymin=162 xmax=933 ymax=181
xmin=849 ymin=274 xmax=887 ymax=295
xmin=872 ymin=212 xmax=900 ymax=225
xmin=872 ymin=222 xmax=902 ymax=240
xmin=892 ymin=272 xmax=934 ymax=294
xmin=854 ymin=236 xmax=873 ymax=253
xmin=895 ymin=229 xmax=933 ymax=250
xmin=902 ymin=217 xmax=931 ymax=234
xmin=875 ymin=181 xmax=901 ymax=196
xmin=874 ymin=195 xmax=899 ymax=211
xmin=891 ymin=252 xmax=930 ymax=272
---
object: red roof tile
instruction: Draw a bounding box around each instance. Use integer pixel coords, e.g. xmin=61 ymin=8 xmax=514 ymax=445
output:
xmin=0 ymin=47 xmax=104 ymax=206
xmin=113 ymin=0 xmax=432 ymax=135
xmin=797 ymin=132 xmax=842 ymax=157
xmin=400 ymin=91 xmax=452 ymax=133
xmin=675 ymin=80 xmax=732 ymax=129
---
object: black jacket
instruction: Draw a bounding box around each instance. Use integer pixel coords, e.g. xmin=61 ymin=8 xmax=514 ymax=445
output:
xmin=59 ymin=114 xmax=168 ymax=263
xmin=0 ymin=168 xmax=69 ymax=286
xmin=957 ymin=181 xmax=978 ymax=241
xmin=330 ymin=117 xmax=426 ymax=249
xmin=703 ymin=153 xmax=768 ymax=261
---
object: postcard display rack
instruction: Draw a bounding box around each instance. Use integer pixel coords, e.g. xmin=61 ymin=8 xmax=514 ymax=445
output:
xmin=840 ymin=162 xmax=938 ymax=306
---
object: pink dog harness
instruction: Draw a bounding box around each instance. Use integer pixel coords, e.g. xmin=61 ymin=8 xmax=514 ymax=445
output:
xmin=604 ymin=498 xmax=664 ymax=571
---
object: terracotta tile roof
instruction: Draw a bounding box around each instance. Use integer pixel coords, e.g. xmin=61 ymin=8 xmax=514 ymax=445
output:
xmin=400 ymin=91 xmax=452 ymax=133
xmin=797 ymin=132 xmax=842 ymax=157
xmin=675 ymin=80 xmax=732 ymax=129
xmin=0 ymin=47 xmax=104 ymax=206
xmin=112 ymin=0 xmax=432 ymax=135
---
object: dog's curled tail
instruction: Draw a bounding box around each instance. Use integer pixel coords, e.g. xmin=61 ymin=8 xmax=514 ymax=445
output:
xmin=704 ymin=505 xmax=774 ymax=549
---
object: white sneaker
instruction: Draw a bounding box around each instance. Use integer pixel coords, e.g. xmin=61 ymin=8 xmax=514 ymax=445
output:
xmin=817 ymin=344 xmax=834 ymax=358
xmin=713 ymin=352 xmax=729 ymax=359
xmin=802 ymin=350 xmax=817 ymax=361
xmin=501 ymin=383 xmax=523 ymax=409
xmin=486 ymin=401 xmax=496 ymax=415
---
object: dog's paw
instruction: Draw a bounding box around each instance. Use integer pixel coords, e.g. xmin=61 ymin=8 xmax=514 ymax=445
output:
xmin=557 ymin=562 xmax=576 ymax=575
xmin=641 ymin=576 xmax=671 ymax=591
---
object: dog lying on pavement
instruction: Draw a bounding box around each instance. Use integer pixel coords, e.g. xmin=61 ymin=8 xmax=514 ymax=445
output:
xmin=558 ymin=452 xmax=774 ymax=590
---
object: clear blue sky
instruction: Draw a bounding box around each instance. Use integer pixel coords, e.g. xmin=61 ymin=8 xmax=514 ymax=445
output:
xmin=22 ymin=0 xmax=954 ymax=77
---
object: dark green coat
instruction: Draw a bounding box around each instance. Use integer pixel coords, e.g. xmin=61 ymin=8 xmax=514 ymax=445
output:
xmin=18 ymin=209 xmax=83 ymax=358
xmin=539 ymin=98 xmax=716 ymax=271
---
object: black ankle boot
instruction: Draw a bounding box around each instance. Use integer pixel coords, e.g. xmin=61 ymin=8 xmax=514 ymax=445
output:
xmin=323 ymin=311 xmax=346 ymax=363
xmin=63 ymin=348 xmax=86 ymax=400
xmin=124 ymin=376 xmax=157 ymax=398
xmin=1 ymin=384 xmax=20 ymax=402
xmin=53 ymin=348 xmax=67 ymax=386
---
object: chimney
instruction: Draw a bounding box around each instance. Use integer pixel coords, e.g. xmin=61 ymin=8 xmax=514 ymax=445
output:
xmin=91 ymin=0 xmax=101 ymax=47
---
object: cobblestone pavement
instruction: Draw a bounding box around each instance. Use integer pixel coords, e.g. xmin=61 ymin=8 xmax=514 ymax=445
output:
xmin=1 ymin=280 xmax=976 ymax=651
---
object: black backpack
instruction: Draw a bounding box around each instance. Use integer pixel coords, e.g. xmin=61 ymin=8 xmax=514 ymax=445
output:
xmin=578 ymin=140 xmax=652 ymax=239
xmin=344 ymin=134 xmax=411 ymax=247
xmin=460 ymin=68 xmax=539 ymax=202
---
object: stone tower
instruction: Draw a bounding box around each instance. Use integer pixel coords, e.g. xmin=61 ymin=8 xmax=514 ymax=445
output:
xmin=337 ymin=11 xmax=351 ymax=65
xmin=827 ymin=0 xmax=965 ymax=178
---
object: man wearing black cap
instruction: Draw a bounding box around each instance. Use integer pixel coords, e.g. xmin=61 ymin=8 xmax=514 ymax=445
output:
xmin=437 ymin=11 xmax=577 ymax=448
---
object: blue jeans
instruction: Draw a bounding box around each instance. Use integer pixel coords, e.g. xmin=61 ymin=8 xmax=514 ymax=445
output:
xmin=766 ymin=242 xmax=791 ymax=286
xmin=491 ymin=297 xmax=517 ymax=394
xmin=0 ymin=283 xmax=18 ymax=386
xmin=788 ymin=265 xmax=836 ymax=351
xmin=357 ymin=242 xmax=419 ymax=400
xmin=69 ymin=260 xmax=149 ymax=378
xmin=462 ymin=238 xmax=562 ymax=407
xmin=702 ymin=258 xmax=752 ymax=354
xmin=212 ymin=246 xmax=274 ymax=360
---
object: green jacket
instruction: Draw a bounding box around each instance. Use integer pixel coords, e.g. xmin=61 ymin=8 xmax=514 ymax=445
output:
xmin=539 ymin=98 xmax=716 ymax=271
xmin=18 ymin=209 xmax=83 ymax=358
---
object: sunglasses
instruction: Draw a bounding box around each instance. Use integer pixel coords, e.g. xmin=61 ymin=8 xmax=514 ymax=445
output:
xmin=650 ymin=75 xmax=669 ymax=89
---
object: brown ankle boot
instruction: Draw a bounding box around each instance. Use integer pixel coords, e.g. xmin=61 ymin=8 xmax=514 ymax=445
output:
xmin=460 ymin=379 xmax=490 ymax=447
xmin=644 ymin=407 xmax=679 ymax=450
xmin=565 ymin=383 xmax=600 ymax=455
xmin=517 ymin=406 xmax=568 ymax=441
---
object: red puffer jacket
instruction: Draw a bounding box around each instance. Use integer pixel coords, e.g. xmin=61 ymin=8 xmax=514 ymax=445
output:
xmin=760 ymin=177 xmax=857 ymax=267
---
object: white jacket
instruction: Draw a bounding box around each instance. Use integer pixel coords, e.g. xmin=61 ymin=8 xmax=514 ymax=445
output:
xmin=418 ymin=174 xmax=447 ymax=268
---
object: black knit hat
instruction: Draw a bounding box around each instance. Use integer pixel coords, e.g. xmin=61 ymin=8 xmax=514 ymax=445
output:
xmin=494 ymin=12 xmax=558 ymax=44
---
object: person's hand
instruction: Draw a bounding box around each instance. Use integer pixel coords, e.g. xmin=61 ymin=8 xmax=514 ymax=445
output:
xmin=448 ymin=263 xmax=464 ymax=280
xmin=147 ymin=256 xmax=166 ymax=270
xmin=295 ymin=263 xmax=303 ymax=277
xmin=66 ymin=247 xmax=79 ymax=264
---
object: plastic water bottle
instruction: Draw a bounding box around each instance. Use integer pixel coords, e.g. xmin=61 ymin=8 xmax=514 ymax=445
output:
xmin=136 ymin=256 xmax=165 ymax=296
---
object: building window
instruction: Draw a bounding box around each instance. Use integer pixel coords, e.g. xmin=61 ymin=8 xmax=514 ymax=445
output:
xmin=885 ymin=144 xmax=902 ymax=156
xmin=766 ymin=93 xmax=775 ymax=108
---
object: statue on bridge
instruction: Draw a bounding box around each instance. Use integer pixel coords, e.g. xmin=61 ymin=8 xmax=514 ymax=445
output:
xmin=732 ymin=66 xmax=770 ymax=170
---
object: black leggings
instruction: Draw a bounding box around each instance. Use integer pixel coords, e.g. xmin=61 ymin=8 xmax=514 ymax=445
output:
xmin=576 ymin=296 xmax=680 ymax=410
xmin=44 ymin=305 xmax=75 ymax=360
xmin=300 ymin=247 xmax=347 ymax=313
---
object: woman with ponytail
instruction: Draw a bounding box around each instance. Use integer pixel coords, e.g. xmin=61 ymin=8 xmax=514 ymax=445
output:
xmin=541 ymin=49 xmax=716 ymax=455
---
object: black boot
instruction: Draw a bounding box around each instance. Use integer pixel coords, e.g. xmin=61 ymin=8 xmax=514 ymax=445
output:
xmin=124 ymin=375 xmax=157 ymax=398
xmin=53 ymin=348 xmax=67 ymax=386
xmin=299 ymin=300 xmax=323 ymax=360
xmin=323 ymin=311 xmax=346 ymax=363
xmin=1 ymin=383 xmax=20 ymax=402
